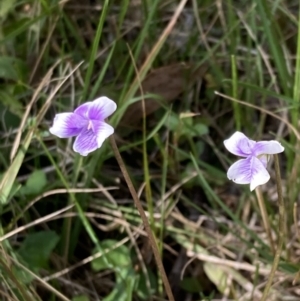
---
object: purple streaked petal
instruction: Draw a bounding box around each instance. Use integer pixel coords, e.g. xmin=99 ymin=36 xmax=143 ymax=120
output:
xmin=227 ymin=158 xmax=252 ymax=184
xmin=252 ymin=141 xmax=284 ymax=156
xmin=74 ymin=102 xmax=91 ymax=119
xmin=49 ymin=113 xmax=87 ymax=138
xmin=249 ymin=157 xmax=270 ymax=191
xmin=73 ymin=128 xmax=98 ymax=156
xmin=92 ymin=120 xmax=114 ymax=148
xmin=223 ymin=131 xmax=256 ymax=157
xmin=73 ymin=121 xmax=114 ymax=156
xmin=227 ymin=156 xmax=270 ymax=191
xmin=88 ymin=97 xmax=117 ymax=121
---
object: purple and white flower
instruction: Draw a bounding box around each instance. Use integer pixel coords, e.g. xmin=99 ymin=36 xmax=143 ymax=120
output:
xmin=49 ymin=96 xmax=117 ymax=156
xmin=224 ymin=131 xmax=284 ymax=191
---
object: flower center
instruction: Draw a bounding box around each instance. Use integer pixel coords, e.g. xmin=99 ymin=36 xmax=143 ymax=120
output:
xmin=87 ymin=120 xmax=93 ymax=131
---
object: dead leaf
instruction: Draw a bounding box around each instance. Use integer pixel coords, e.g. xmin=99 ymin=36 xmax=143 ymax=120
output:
xmin=121 ymin=62 xmax=208 ymax=126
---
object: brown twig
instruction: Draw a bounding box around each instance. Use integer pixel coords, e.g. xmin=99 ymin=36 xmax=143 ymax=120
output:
xmin=261 ymin=154 xmax=285 ymax=301
xmin=110 ymin=135 xmax=175 ymax=301
xmin=255 ymin=187 xmax=275 ymax=254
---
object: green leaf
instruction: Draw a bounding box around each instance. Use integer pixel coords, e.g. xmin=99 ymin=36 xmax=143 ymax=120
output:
xmin=0 ymin=0 xmax=17 ymax=19
xmin=0 ymin=57 xmax=22 ymax=81
xmin=91 ymin=240 xmax=135 ymax=301
xmin=136 ymin=268 xmax=157 ymax=299
xmin=0 ymin=133 xmax=33 ymax=204
xmin=180 ymin=277 xmax=202 ymax=293
xmin=193 ymin=123 xmax=209 ymax=136
xmin=20 ymin=170 xmax=47 ymax=195
xmin=165 ymin=114 xmax=180 ymax=132
xmin=0 ymin=90 xmax=23 ymax=118
xmin=17 ymin=231 xmax=59 ymax=269
xmin=204 ymin=262 xmax=227 ymax=294
xmin=182 ymin=116 xmax=193 ymax=127
xmin=14 ymin=231 xmax=59 ymax=284
xmin=103 ymin=269 xmax=136 ymax=301
xmin=0 ymin=104 xmax=21 ymax=130
xmin=91 ymin=239 xmax=131 ymax=271
xmin=165 ymin=113 xmax=209 ymax=138
xmin=72 ymin=295 xmax=90 ymax=301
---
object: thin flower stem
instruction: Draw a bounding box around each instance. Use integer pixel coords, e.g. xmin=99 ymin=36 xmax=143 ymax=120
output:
xmin=110 ymin=135 xmax=175 ymax=301
xmin=261 ymin=154 xmax=285 ymax=301
xmin=255 ymin=187 xmax=275 ymax=254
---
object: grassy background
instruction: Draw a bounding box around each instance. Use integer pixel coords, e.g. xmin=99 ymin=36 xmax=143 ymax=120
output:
xmin=0 ymin=0 xmax=299 ymax=300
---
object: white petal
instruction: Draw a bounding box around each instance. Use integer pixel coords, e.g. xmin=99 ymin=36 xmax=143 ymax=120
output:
xmin=253 ymin=141 xmax=284 ymax=156
xmin=73 ymin=129 xmax=98 ymax=156
xmin=227 ymin=157 xmax=270 ymax=191
xmin=72 ymin=121 xmax=114 ymax=156
xmin=49 ymin=113 xmax=87 ymax=138
xmin=93 ymin=121 xmax=114 ymax=148
xmin=224 ymin=131 xmax=255 ymax=157
xmin=249 ymin=156 xmax=270 ymax=191
xmin=227 ymin=158 xmax=252 ymax=184
xmin=88 ymin=97 xmax=117 ymax=121
xmin=257 ymin=154 xmax=269 ymax=168
xmin=74 ymin=102 xmax=91 ymax=118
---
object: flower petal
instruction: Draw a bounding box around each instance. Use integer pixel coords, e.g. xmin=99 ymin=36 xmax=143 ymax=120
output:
xmin=74 ymin=97 xmax=117 ymax=121
xmin=88 ymin=97 xmax=117 ymax=120
xmin=93 ymin=120 xmax=114 ymax=148
xmin=227 ymin=157 xmax=270 ymax=191
xmin=257 ymin=154 xmax=269 ymax=168
xmin=74 ymin=102 xmax=91 ymax=118
xmin=227 ymin=158 xmax=252 ymax=184
xmin=223 ymin=131 xmax=256 ymax=157
xmin=252 ymin=141 xmax=284 ymax=156
xmin=49 ymin=113 xmax=87 ymax=138
xmin=249 ymin=157 xmax=270 ymax=191
xmin=73 ymin=121 xmax=114 ymax=156
xmin=73 ymin=129 xmax=98 ymax=156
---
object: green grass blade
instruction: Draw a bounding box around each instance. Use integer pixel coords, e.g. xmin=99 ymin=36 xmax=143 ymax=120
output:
xmin=231 ymin=55 xmax=241 ymax=130
xmin=82 ymin=0 xmax=109 ymax=100
xmin=254 ymin=0 xmax=291 ymax=96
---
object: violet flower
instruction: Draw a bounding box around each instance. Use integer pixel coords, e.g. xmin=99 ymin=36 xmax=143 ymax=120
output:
xmin=49 ymin=97 xmax=117 ymax=156
xmin=224 ymin=131 xmax=284 ymax=191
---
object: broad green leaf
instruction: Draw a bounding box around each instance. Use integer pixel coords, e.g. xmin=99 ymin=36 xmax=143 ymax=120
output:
xmin=14 ymin=231 xmax=59 ymax=284
xmin=136 ymin=268 xmax=157 ymax=300
xmin=0 ymin=90 xmax=23 ymax=118
xmin=0 ymin=132 xmax=32 ymax=204
xmin=103 ymin=268 xmax=136 ymax=301
xmin=0 ymin=0 xmax=17 ymax=19
xmin=165 ymin=113 xmax=208 ymax=138
xmin=180 ymin=277 xmax=202 ymax=293
xmin=182 ymin=116 xmax=193 ymax=127
xmin=91 ymin=239 xmax=131 ymax=271
xmin=91 ymin=240 xmax=135 ymax=301
xmin=204 ymin=262 xmax=227 ymax=294
xmin=19 ymin=170 xmax=47 ymax=195
xmin=17 ymin=231 xmax=59 ymax=269
xmin=165 ymin=114 xmax=180 ymax=132
xmin=0 ymin=57 xmax=21 ymax=81
xmin=193 ymin=123 xmax=209 ymax=136
xmin=72 ymin=295 xmax=90 ymax=301
xmin=0 ymin=103 xmax=21 ymax=129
